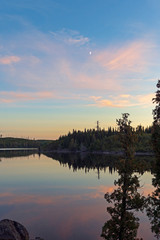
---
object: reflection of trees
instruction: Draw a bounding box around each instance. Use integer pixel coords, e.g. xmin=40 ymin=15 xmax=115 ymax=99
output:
xmin=44 ymin=152 xmax=119 ymax=178
xmin=101 ymin=114 xmax=145 ymax=240
xmin=146 ymin=79 xmax=160 ymax=238
xmin=0 ymin=150 xmax=37 ymax=158
xmin=101 ymin=158 xmax=145 ymax=240
xmin=44 ymin=152 xmax=154 ymax=178
xmin=147 ymin=160 xmax=160 ymax=239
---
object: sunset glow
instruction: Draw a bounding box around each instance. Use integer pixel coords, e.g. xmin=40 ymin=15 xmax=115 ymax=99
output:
xmin=1 ymin=0 xmax=160 ymax=139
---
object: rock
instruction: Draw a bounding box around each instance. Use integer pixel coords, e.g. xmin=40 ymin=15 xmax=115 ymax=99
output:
xmin=0 ymin=219 xmax=29 ymax=240
xmin=30 ymin=238 xmax=44 ymax=240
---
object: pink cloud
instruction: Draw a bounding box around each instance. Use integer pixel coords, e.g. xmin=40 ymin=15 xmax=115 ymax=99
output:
xmin=0 ymin=56 xmax=20 ymax=64
xmin=59 ymin=60 xmax=122 ymax=91
xmin=53 ymin=40 xmax=154 ymax=93
xmin=1 ymin=32 xmax=156 ymax=103
xmin=0 ymin=91 xmax=54 ymax=103
xmin=136 ymin=93 xmax=154 ymax=105
xmin=89 ymin=93 xmax=154 ymax=108
xmin=119 ymin=94 xmax=131 ymax=98
xmin=93 ymin=41 xmax=152 ymax=72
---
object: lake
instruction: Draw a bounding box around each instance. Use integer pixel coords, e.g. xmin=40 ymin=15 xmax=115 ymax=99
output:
xmin=0 ymin=151 xmax=157 ymax=240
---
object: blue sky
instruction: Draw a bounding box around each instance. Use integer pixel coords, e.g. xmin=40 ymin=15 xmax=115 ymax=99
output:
xmin=0 ymin=0 xmax=160 ymax=139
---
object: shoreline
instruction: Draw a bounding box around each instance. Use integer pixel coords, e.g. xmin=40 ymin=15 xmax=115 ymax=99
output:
xmin=41 ymin=149 xmax=154 ymax=156
xmin=0 ymin=148 xmax=154 ymax=156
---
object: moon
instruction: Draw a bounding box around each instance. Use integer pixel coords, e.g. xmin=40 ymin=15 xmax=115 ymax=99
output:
xmin=89 ymin=51 xmax=92 ymax=55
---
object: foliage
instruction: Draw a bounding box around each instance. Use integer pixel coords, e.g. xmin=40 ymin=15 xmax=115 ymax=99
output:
xmin=44 ymin=125 xmax=153 ymax=153
xmin=0 ymin=127 xmax=153 ymax=153
xmin=0 ymin=137 xmax=39 ymax=148
xmin=0 ymin=137 xmax=53 ymax=149
xmin=44 ymin=151 xmax=156 ymax=176
xmin=152 ymin=80 xmax=160 ymax=124
xmin=116 ymin=113 xmax=137 ymax=159
xmin=146 ymin=163 xmax=160 ymax=239
xmin=101 ymin=158 xmax=145 ymax=240
xmin=101 ymin=114 xmax=146 ymax=240
xmin=147 ymin=78 xmax=160 ymax=240
xmin=152 ymin=79 xmax=160 ymax=157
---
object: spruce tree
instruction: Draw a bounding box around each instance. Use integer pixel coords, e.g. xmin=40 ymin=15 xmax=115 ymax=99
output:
xmin=152 ymin=80 xmax=160 ymax=157
xmin=116 ymin=113 xmax=137 ymax=159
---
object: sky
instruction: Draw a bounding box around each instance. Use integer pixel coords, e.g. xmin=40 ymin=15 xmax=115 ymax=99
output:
xmin=0 ymin=0 xmax=160 ymax=139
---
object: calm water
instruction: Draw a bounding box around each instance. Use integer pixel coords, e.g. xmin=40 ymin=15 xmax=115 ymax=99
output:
xmin=0 ymin=151 xmax=156 ymax=239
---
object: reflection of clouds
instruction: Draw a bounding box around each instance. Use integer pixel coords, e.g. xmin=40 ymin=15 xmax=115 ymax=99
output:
xmin=1 ymin=183 xmax=153 ymax=240
xmin=0 ymin=185 xmax=110 ymax=240
xmin=139 ymin=183 xmax=155 ymax=197
xmin=0 ymin=185 xmax=115 ymax=205
xmin=86 ymin=185 xmax=115 ymax=199
xmin=59 ymin=203 xmax=106 ymax=240
xmin=136 ymin=212 xmax=154 ymax=240
xmin=0 ymin=184 xmax=154 ymax=239
xmin=0 ymin=192 xmax=64 ymax=205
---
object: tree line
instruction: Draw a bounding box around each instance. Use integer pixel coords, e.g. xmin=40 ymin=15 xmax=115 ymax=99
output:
xmin=44 ymin=125 xmax=153 ymax=152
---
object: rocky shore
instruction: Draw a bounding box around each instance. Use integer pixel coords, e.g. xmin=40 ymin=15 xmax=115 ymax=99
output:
xmin=0 ymin=219 xmax=44 ymax=240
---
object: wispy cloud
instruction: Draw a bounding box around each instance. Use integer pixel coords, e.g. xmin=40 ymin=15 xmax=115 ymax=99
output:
xmin=50 ymin=29 xmax=89 ymax=46
xmin=0 ymin=29 xmax=158 ymax=108
xmin=67 ymin=36 xmax=89 ymax=45
xmin=0 ymin=91 xmax=54 ymax=103
xmin=93 ymin=40 xmax=155 ymax=73
xmin=0 ymin=56 xmax=20 ymax=65
xmin=89 ymin=93 xmax=154 ymax=108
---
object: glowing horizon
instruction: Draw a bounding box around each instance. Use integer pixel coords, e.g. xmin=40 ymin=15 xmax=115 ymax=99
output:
xmin=0 ymin=0 xmax=159 ymax=139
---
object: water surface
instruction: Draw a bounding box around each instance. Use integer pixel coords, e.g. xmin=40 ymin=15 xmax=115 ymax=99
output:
xmin=0 ymin=152 xmax=156 ymax=239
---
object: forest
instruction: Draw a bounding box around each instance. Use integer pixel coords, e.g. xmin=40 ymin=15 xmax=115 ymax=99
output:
xmin=42 ymin=79 xmax=160 ymax=155
xmin=0 ymin=120 xmax=154 ymax=153
xmin=43 ymin=125 xmax=153 ymax=152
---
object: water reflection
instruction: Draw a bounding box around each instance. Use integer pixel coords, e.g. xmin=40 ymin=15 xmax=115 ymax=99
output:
xmin=42 ymin=152 xmax=155 ymax=239
xmin=0 ymin=149 xmax=38 ymax=158
xmin=101 ymin=158 xmax=146 ymax=240
xmin=147 ymin=157 xmax=160 ymax=239
xmin=44 ymin=152 xmax=118 ymax=176
xmin=0 ymin=151 xmax=155 ymax=239
xmin=44 ymin=152 xmax=154 ymax=178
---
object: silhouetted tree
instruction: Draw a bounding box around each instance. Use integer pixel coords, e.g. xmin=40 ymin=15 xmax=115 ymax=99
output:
xmin=116 ymin=113 xmax=137 ymax=159
xmin=147 ymin=81 xmax=160 ymax=240
xmin=147 ymin=162 xmax=160 ymax=239
xmin=101 ymin=158 xmax=145 ymax=240
xmin=101 ymin=114 xmax=145 ymax=239
xmin=152 ymin=79 xmax=160 ymax=157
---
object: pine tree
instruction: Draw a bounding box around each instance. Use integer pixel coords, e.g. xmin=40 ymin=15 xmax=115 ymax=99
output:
xmin=116 ymin=113 xmax=137 ymax=160
xmin=152 ymin=80 xmax=160 ymax=157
